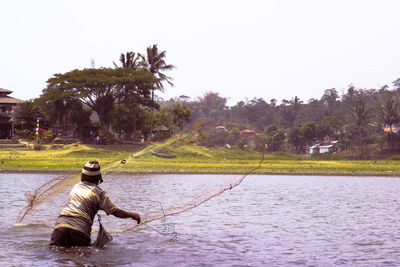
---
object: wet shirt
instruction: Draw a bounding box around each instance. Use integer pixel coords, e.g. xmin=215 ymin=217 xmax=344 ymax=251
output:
xmin=54 ymin=181 xmax=117 ymax=237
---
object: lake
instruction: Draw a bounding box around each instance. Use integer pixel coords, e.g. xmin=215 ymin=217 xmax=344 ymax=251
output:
xmin=1 ymin=173 xmax=400 ymax=266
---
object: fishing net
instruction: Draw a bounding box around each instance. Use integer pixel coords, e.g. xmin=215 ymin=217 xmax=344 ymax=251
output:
xmin=92 ymin=215 xmax=113 ymax=247
xmin=16 ymin=144 xmax=264 ymax=236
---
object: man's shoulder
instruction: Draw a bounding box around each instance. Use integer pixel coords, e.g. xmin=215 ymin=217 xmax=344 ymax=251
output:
xmin=73 ymin=182 xmax=107 ymax=199
xmin=93 ymin=184 xmax=107 ymax=195
xmin=74 ymin=181 xmax=103 ymax=193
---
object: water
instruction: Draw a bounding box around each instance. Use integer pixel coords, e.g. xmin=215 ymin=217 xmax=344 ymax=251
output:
xmin=1 ymin=173 xmax=400 ymax=266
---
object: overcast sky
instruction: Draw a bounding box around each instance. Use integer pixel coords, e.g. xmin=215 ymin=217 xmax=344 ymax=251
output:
xmin=1 ymin=0 xmax=400 ymax=106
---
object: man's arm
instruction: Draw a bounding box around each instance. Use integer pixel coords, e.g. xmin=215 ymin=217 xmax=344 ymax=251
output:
xmin=112 ymin=208 xmax=141 ymax=224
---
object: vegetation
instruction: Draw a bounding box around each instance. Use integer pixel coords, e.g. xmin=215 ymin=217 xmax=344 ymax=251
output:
xmin=1 ymin=137 xmax=400 ymax=176
xmin=9 ymin=45 xmax=400 ymax=162
xmin=138 ymin=45 xmax=175 ymax=139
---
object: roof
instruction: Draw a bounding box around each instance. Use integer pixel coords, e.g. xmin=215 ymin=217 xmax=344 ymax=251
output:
xmin=383 ymin=127 xmax=399 ymax=132
xmin=240 ymin=129 xmax=256 ymax=134
xmin=0 ymin=88 xmax=13 ymax=94
xmin=0 ymin=96 xmax=24 ymax=104
xmin=153 ymin=125 xmax=169 ymax=131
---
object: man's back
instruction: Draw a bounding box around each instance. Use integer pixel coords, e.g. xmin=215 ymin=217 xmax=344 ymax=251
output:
xmin=55 ymin=181 xmax=117 ymax=237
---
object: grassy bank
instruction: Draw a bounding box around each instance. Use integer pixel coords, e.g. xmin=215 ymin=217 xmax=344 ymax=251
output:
xmin=1 ymin=137 xmax=400 ymax=176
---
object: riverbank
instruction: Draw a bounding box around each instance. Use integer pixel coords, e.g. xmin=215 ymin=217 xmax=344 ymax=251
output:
xmin=1 ymin=138 xmax=400 ymax=176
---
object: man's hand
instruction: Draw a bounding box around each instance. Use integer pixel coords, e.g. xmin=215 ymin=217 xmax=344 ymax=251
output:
xmin=131 ymin=213 xmax=140 ymax=224
xmin=113 ymin=208 xmax=140 ymax=224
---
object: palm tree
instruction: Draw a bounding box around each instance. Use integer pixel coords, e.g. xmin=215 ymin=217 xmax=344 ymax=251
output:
xmin=139 ymin=44 xmax=175 ymax=140
xmin=281 ymin=96 xmax=303 ymax=127
xmin=113 ymin=52 xmax=140 ymax=69
xmin=351 ymin=100 xmax=370 ymax=157
xmin=291 ymin=96 xmax=303 ymax=116
xmin=378 ymin=94 xmax=400 ymax=151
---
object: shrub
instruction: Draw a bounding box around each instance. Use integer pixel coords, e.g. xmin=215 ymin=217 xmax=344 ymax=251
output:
xmin=41 ymin=129 xmax=55 ymax=142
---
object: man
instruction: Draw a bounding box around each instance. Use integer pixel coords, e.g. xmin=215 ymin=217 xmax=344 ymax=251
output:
xmin=50 ymin=160 xmax=140 ymax=247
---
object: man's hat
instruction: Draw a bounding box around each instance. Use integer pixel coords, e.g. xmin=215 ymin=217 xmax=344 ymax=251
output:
xmin=82 ymin=161 xmax=101 ymax=176
xmin=81 ymin=161 xmax=103 ymax=183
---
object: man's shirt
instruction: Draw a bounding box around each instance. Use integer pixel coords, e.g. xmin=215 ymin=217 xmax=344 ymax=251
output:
xmin=54 ymin=181 xmax=117 ymax=237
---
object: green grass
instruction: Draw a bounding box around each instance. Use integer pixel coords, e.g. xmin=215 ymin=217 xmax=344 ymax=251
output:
xmin=0 ymin=136 xmax=400 ymax=176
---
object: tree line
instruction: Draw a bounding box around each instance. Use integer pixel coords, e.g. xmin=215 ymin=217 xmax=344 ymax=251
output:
xmin=10 ymin=44 xmax=400 ymax=158
xmin=181 ymin=83 xmax=400 ymax=158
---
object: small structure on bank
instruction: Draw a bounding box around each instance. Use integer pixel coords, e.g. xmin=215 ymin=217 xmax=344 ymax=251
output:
xmin=215 ymin=126 xmax=227 ymax=132
xmin=0 ymin=88 xmax=24 ymax=139
xmin=240 ymin=129 xmax=256 ymax=138
xmin=309 ymin=140 xmax=339 ymax=155
xmin=152 ymin=125 xmax=170 ymax=141
xmin=383 ymin=125 xmax=399 ymax=133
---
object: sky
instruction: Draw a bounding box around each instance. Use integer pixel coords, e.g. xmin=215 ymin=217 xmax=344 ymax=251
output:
xmin=1 ymin=0 xmax=400 ymax=106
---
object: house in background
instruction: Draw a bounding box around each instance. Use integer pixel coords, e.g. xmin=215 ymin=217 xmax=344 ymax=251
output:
xmin=0 ymin=88 xmax=24 ymax=138
xmin=240 ymin=129 xmax=256 ymax=138
xmin=383 ymin=125 xmax=399 ymax=133
xmin=309 ymin=140 xmax=339 ymax=155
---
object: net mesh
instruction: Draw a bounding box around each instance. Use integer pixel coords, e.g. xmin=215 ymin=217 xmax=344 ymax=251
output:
xmin=16 ymin=144 xmax=264 ymax=234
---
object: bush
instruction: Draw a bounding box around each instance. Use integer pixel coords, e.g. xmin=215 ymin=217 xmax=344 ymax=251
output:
xmin=41 ymin=129 xmax=55 ymax=142
xmin=199 ymin=130 xmax=229 ymax=147
xmin=15 ymin=129 xmax=34 ymax=139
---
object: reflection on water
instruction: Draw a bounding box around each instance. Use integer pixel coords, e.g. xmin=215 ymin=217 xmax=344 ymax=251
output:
xmin=1 ymin=173 xmax=400 ymax=266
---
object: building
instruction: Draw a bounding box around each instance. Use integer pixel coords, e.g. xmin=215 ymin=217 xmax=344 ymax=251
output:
xmin=309 ymin=140 xmax=339 ymax=155
xmin=240 ymin=129 xmax=256 ymax=138
xmin=0 ymin=88 xmax=24 ymax=138
xmin=152 ymin=125 xmax=171 ymax=141
xmin=383 ymin=125 xmax=399 ymax=133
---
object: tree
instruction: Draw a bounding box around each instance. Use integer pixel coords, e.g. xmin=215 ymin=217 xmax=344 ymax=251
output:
xmin=393 ymin=77 xmax=400 ymax=93
xmin=153 ymin=109 xmax=174 ymax=130
xmin=172 ymin=103 xmax=192 ymax=136
xmin=113 ymin=51 xmax=140 ymax=69
xmin=228 ymin=127 xmax=241 ymax=144
xmin=265 ymin=124 xmax=279 ymax=137
xmin=111 ymin=102 xmax=149 ymax=140
xmin=139 ymin=44 xmax=175 ymax=139
xmin=68 ymin=101 xmax=92 ymax=137
xmin=316 ymin=116 xmax=343 ymax=140
xmin=11 ymin=100 xmax=41 ymax=136
xmin=113 ymin=52 xmax=156 ymax=139
xmin=300 ymin=121 xmax=317 ymax=145
xmin=279 ymin=96 xmax=303 ymax=127
xmin=288 ymin=126 xmax=304 ymax=153
xmin=351 ymin=99 xmax=371 ymax=157
xmin=270 ymin=128 xmax=286 ymax=151
xmin=37 ymin=87 xmax=92 ymax=137
xmin=263 ymin=124 xmax=285 ymax=151
xmin=352 ymin=100 xmax=370 ymax=130
xmin=377 ymin=93 xmax=400 ymax=151
xmin=297 ymin=98 xmax=326 ymax=125
xmin=239 ymin=98 xmax=276 ymax=130
xmin=321 ymin=88 xmax=339 ymax=116
xmin=46 ymin=68 xmax=156 ymax=136
xmin=197 ymin=92 xmax=227 ymax=117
